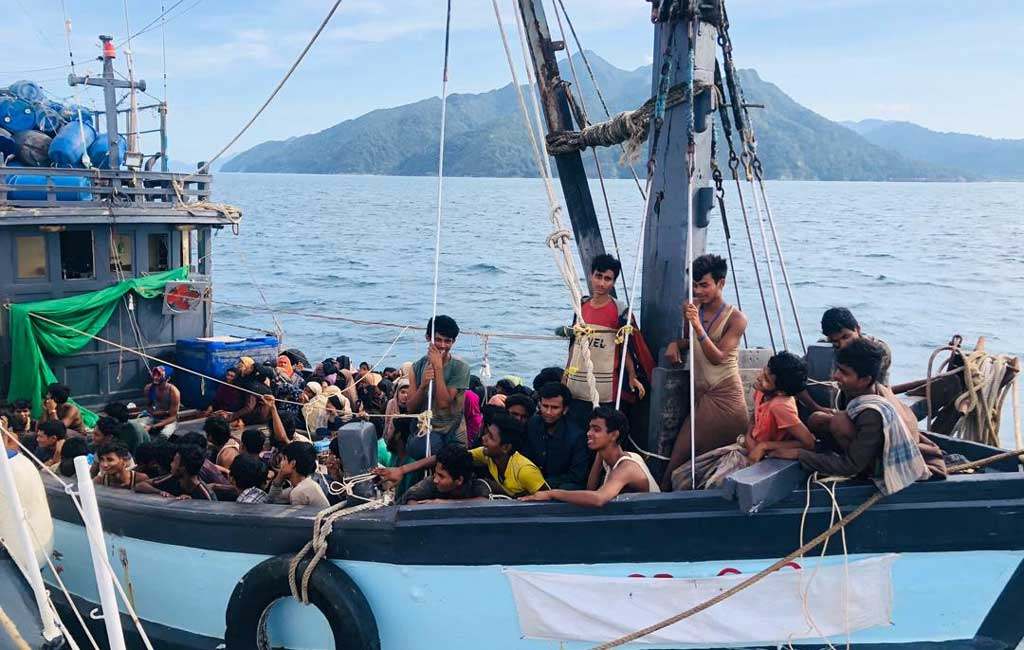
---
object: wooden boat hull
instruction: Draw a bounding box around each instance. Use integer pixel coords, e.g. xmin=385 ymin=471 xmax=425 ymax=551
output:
xmin=42 ymin=471 xmax=1024 ymax=650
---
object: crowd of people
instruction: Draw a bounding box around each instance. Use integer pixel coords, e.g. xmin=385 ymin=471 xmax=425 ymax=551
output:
xmin=1 ymin=251 xmax=946 ymax=510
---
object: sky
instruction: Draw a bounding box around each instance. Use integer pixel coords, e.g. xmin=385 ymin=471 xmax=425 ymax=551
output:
xmin=4 ymin=0 xmax=1023 ymax=163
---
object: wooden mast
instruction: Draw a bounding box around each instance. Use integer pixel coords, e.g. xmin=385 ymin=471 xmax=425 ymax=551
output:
xmin=515 ymin=0 xmax=606 ymax=280
xmin=641 ymin=6 xmax=719 ymax=459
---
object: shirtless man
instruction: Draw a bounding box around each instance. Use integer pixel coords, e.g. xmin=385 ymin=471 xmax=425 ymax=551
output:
xmin=40 ymin=383 xmax=83 ymax=435
xmin=660 ymin=254 xmax=749 ymax=490
xmin=521 ymin=406 xmax=659 ymax=506
xmin=144 ymin=366 xmax=180 ymax=435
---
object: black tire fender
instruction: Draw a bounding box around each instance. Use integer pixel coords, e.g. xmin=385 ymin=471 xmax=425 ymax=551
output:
xmin=224 ymin=554 xmax=379 ymax=650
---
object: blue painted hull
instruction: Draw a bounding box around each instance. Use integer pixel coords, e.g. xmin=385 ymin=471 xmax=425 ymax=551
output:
xmin=43 ymin=481 xmax=1024 ymax=650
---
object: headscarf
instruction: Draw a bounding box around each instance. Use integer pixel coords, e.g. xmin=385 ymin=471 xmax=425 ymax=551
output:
xmin=151 ymin=365 xmax=172 ymax=382
xmin=384 ymin=378 xmax=412 ymax=444
xmin=302 ymin=385 xmax=351 ymax=434
xmin=237 ymin=356 xmax=255 ymax=375
xmin=487 ymin=393 xmax=507 ymax=407
xmin=305 ymin=381 xmax=323 ymax=397
xmin=276 ymin=354 xmax=295 ymax=379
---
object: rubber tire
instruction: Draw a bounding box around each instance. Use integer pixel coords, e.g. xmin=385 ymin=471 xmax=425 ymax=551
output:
xmin=224 ymin=554 xmax=380 ymax=650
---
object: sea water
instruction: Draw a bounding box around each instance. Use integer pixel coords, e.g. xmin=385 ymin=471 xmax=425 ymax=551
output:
xmin=212 ymin=174 xmax=1024 ymax=445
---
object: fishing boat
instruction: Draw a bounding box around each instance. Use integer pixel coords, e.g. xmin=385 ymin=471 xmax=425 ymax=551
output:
xmin=3 ymin=2 xmax=1023 ymax=649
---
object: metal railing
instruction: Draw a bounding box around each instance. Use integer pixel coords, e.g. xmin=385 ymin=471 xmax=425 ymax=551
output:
xmin=0 ymin=165 xmax=211 ymax=208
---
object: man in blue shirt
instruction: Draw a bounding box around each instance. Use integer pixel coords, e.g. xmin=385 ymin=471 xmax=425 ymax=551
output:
xmin=523 ymin=382 xmax=590 ymax=490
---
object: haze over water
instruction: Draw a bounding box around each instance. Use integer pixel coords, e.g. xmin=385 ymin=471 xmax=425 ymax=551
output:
xmin=210 ymin=174 xmax=1024 ymax=445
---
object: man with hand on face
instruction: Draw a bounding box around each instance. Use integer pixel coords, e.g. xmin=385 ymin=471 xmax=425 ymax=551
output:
xmin=407 ymin=315 xmax=471 ymax=455
xmin=660 ymin=253 xmax=749 ymax=491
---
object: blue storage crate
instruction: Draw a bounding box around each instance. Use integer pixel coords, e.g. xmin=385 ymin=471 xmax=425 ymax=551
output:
xmin=175 ymin=336 xmax=279 ymax=409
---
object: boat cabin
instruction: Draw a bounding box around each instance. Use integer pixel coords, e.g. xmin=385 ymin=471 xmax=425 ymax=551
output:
xmin=0 ymin=165 xmax=237 ymax=408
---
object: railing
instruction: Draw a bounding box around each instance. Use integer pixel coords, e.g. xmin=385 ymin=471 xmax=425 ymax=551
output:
xmin=0 ymin=165 xmax=212 ymax=209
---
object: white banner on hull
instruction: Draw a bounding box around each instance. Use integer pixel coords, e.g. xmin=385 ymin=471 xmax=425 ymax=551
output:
xmin=505 ymin=554 xmax=896 ymax=646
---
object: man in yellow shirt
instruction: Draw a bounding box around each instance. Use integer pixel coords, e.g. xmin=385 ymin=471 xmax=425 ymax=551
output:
xmin=373 ymin=412 xmax=547 ymax=498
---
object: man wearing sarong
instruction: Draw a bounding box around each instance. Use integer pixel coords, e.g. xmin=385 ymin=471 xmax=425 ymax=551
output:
xmin=563 ymin=254 xmax=654 ymax=431
xmin=660 ymin=254 xmax=749 ymax=491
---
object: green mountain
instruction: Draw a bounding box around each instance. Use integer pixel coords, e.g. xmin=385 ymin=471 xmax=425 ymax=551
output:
xmin=223 ymin=53 xmax=960 ymax=181
xmin=843 ymin=119 xmax=1024 ymax=180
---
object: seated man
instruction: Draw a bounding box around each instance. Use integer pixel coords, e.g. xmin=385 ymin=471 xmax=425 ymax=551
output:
xmin=661 ymin=254 xmax=750 ymax=490
xmin=228 ymin=357 xmax=272 ymax=426
xmin=522 ymin=406 xmax=659 ymax=506
xmin=523 ymin=382 xmax=589 ymax=489
xmin=406 ymin=315 xmax=472 ymax=452
xmin=206 ymin=416 xmax=240 ymax=470
xmin=143 ymin=366 xmax=181 ymax=436
xmin=400 ymin=444 xmax=492 ymax=505
xmin=206 ymin=368 xmax=244 ymax=416
xmin=772 ymin=339 xmax=931 ymax=494
xmin=820 ymin=307 xmax=892 ymax=385
xmin=40 ymin=383 xmax=84 ymax=435
xmin=375 ymin=412 xmax=546 ymax=498
xmin=230 ymin=454 xmax=271 ymax=504
xmin=94 ymin=442 xmax=149 ymax=490
xmin=672 ymin=351 xmax=816 ymax=490
xmin=103 ymin=402 xmax=150 ymax=453
xmin=10 ymin=399 xmax=38 ymax=454
xmin=136 ymin=444 xmax=218 ymax=500
xmin=269 ymin=441 xmax=330 ymax=507
xmin=505 ymin=393 xmax=536 ymax=426
xmin=35 ymin=420 xmax=67 ymax=467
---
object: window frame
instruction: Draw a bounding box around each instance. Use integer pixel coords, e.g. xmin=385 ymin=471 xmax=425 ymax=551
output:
xmin=14 ymin=233 xmax=49 ymax=282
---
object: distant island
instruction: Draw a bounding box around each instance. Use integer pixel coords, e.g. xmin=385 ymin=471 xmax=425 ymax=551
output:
xmin=223 ymin=52 xmax=1022 ymax=182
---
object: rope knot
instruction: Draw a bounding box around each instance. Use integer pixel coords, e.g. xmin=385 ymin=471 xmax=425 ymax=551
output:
xmin=416 ymin=410 xmax=433 ymax=437
xmin=546 ymin=228 xmax=573 ymax=250
xmin=615 ymin=324 xmax=634 ymax=345
xmin=571 ymin=323 xmax=596 ymax=339
xmin=565 ymin=365 xmax=580 ymax=377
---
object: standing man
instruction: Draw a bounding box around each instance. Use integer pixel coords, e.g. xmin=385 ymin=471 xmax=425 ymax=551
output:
xmin=407 ymin=315 xmax=471 ymax=452
xmin=523 ymin=382 xmax=590 ymax=489
xmin=661 ymin=254 xmax=749 ymax=490
xmin=563 ymin=254 xmax=653 ymax=430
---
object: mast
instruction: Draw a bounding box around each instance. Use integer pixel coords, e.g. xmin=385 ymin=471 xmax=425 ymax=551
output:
xmin=68 ymin=35 xmax=147 ymax=170
xmin=642 ymin=4 xmax=718 ymax=457
xmin=515 ymin=0 xmax=606 ymax=282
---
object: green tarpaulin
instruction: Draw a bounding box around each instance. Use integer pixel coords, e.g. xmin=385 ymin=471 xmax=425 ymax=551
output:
xmin=6 ymin=267 xmax=188 ymax=428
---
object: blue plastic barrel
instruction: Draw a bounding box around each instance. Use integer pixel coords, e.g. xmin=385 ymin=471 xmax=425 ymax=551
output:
xmin=6 ymin=174 xmax=92 ymax=201
xmin=8 ymin=80 xmax=42 ymax=103
xmin=0 ymin=128 xmax=16 ymax=159
xmin=174 ymin=336 xmax=280 ymax=409
xmin=0 ymin=98 xmax=36 ymax=132
xmin=87 ymin=133 xmax=127 ymax=169
xmin=33 ymin=106 xmax=64 ymax=134
xmin=49 ymin=120 xmax=96 ymax=167
xmin=62 ymin=105 xmax=94 ymax=125
xmin=14 ymin=130 xmax=51 ymax=166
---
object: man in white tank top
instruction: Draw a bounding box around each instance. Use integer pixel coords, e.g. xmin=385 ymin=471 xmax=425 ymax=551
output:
xmin=520 ymin=406 xmax=659 ymax=507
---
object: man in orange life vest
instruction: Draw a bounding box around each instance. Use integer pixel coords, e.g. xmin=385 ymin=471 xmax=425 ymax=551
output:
xmin=562 ymin=254 xmax=655 ymax=431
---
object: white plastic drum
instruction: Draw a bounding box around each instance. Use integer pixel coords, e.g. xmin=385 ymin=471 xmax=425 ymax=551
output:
xmin=0 ymin=453 xmax=54 ymax=571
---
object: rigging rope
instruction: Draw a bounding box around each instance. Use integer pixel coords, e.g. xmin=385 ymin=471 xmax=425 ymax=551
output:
xmin=493 ymin=0 xmax=601 ymax=407
xmin=185 ymin=0 xmax=345 ymax=178
xmin=424 ymin=0 xmax=454 ymax=459
xmin=684 ymin=9 xmax=699 ymax=491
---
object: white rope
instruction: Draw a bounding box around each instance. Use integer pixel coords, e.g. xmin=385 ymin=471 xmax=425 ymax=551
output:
xmin=755 ymin=177 xmax=806 ymax=353
xmin=744 ymin=161 xmax=789 ymax=351
xmin=685 ymin=14 xmax=700 ymax=491
xmin=494 ymin=0 xmax=600 ymax=407
xmin=424 ymin=0 xmax=453 ymax=460
xmin=1 ymin=427 xmax=155 ymax=650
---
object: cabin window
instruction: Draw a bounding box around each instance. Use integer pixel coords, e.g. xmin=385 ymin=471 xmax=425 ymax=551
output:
xmin=148 ymin=234 xmax=170 ymax=272
xmin=109 ymin=233 xmax=133 ymax=274
xmin=15 ymin=235 xmax=47 ymax=279
xmin=59 ymin=230 xmax=95 ymax=280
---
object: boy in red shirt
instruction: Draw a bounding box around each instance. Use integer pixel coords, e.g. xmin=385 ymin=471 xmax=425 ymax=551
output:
xmin=563 ymin=254 xmax=654 ymax=431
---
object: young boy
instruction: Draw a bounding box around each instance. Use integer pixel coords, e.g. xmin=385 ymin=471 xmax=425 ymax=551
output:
xmin=671 ymin=351 xmax=815 ymax=490
xmin=563 ymin=254 xmax=652 ymax=430
xmin=206 ymin=416 xmax=240 ymax=470
xmin=407 ymin=315 xmax=471 ymax=450
xmin=660 ymin=254 xmax=750 ymax=489
xmin=269 ymin=441 xmax=330 ymax=507
xmin=400 ymin=444 xmax=492 ymax=505
xmin=522 ymin=407 xmax=659 ymax=506
xmin=94 ymin=442 xmax=149 ymax=490
xmin=35 ymin=420 xmax=67 ymax=467
xmin=136 ymin=445 xmax=218 ymax=501
xmin=230 ymin=454 xmax=270 ymax=504
xmin=376 ymin=413 xmax=547 ymax=498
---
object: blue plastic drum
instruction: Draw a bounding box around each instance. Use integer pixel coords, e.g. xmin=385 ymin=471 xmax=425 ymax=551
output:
xmin=0 ymin=98 xmax=37 ymax=132
xmin=6 ymin=174 xmax=92 ymax=201
xmin=34 ymin=106 xmax=64 ymax=134
xmin=0 ymin=127 xmax=16 ymax=160
xmin=7 ymin=80 xmax=43 ymax=103
xmin=49 ymin=120 xmax=96 ymax=167
xmin=87 ymin=133 xmax=127 ymax=169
